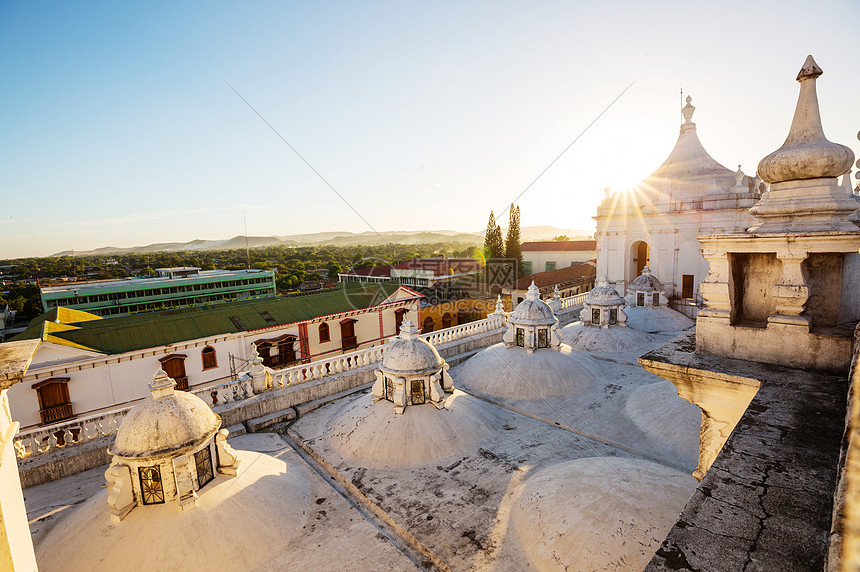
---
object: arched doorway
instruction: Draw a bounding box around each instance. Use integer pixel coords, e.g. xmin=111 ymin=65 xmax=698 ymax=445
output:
xmin=630 ymin=240 xmax=650 ymax=280
xmin=442 ymin=312 xmax=452 ymax=328
xmin=422 ymin=316 xmax=435 ymax=333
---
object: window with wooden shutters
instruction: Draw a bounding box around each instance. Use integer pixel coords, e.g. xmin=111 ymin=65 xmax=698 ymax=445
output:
xmin=32 ymin=378 xmax=73 ymax=425
xmin=277 ymin=338 xmax=296 ymax=365
xmin=159 ymin=354 xmax=188 ymax=390
xmin=319 ymin=322 xmax=330 ymax=343
xmin=201 ymin=346 xmax=217 ymax=370
xmin=340 ymin=319 xmax=358 ymax=350
xmin=682 ymin=275 xmax=695 ymax=299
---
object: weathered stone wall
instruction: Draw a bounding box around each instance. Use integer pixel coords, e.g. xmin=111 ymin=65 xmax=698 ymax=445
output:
xmin=803 ymin=252 xmax=844 ymax=329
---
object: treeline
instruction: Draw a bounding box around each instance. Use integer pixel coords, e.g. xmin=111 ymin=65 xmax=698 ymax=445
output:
xmin=0 ymin=242 xmax=479 ymax=319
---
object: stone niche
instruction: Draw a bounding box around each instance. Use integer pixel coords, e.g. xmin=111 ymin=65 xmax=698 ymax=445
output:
xmin=728 ymin=253 xmax=781 ymax=327
xmin=802 ymin=253 xmax=843 ymax=331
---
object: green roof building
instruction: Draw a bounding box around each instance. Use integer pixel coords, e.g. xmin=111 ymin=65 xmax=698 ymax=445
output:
xmin=40 ymin=267 xmax=276 ymax=317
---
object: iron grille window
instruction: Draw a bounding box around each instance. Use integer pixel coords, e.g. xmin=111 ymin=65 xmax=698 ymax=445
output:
xmin=139 ymin=466 xmax=165 ymax=505
xmin=384 ymin=378 xmax=394 ymax=401
xmin=637 ymin=293 xmax=645 ymax=307
xmin=537 ymin=329 xmax=548 ymax=348
xmin=195 ymin=447 xmax=214 ymax=488
xmin=411 ymin=380 xmax=425 ymax=405
xmin=609 ymin=309 xmax=617 ymax=325
xmin=516 ymin=328 xmax=524 ymax=347
xmin=653 ymin=293 xmax=660 ymax=306
xmin=592 ymin=309 xmax=600 ymax=324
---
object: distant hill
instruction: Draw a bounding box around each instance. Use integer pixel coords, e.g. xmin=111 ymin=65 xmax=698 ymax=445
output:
xmin=50 ymin=225 xmax=593 ymax=257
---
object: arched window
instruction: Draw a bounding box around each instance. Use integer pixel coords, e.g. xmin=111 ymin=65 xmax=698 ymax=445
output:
xmin=442 ymin=312 xmax=452 ymax=328
xmin=201 ymin=346 xmax=217 ymax=370
xmin=319 ymin=322 xmax=330 ymax=343
xmin=423 ymin=316 xmax=434 ymax=333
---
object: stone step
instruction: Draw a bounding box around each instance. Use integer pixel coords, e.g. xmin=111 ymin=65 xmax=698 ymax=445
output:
xmin=224 ymin=423 xmax=247 ymax=438
xmin=246 ymin=382 xmax=373 ymax=433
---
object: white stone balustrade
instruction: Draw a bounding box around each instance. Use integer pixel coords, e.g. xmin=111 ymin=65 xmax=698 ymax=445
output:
xmin=14 ymin=408 xmax=126 ymax=460
xmin=420 ymin=313 xmax=506 ymax=346
xmin=13 ymin=315 xmax=509 ymax=461
xmin=560 ymin=292 xmax=588 ymax=310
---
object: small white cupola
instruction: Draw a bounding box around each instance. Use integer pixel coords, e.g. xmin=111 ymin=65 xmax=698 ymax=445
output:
xmin=104 ymin=369 xmax=240 ymax=521
xmin=502 ymin=282 xmax=562 ymax=352
xmin=625 ymin=266 xmax=667 ymax=308
xmin=371 ymin=320 xmax=452 ymax=414
xmin=580 ymin=276 xmax=627 ymax=329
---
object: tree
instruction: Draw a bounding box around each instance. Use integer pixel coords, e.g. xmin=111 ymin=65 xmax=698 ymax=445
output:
xmin=505 ymin=204 xmax=523 ymax=277
xmin=552 ymin=235 xmax=569 ymax=241
xmin=483 ymin=211 xmax=504 ymax=259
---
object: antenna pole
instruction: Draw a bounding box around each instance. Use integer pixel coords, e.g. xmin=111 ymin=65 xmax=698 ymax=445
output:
xmin=244 ymin=213 xmax=251 ymax=271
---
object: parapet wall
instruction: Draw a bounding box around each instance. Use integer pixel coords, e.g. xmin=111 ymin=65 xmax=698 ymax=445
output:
xmin=17 ymin=323 xmax=506 ymax=487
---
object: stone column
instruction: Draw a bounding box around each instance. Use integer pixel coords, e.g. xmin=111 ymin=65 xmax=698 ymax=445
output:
xmin=698 ymin=244 xmax=731 ymax=320
xmin=248 ymin=345 xmax=268 ymax=394
xmin=768 ymin=253 xmax=810 ymax=327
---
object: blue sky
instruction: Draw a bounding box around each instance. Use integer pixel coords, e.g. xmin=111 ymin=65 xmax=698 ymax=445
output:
xmin=1 ymin=1 xmax=857 ymax=258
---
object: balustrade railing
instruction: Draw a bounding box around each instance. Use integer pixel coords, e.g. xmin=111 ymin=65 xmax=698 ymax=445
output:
xmin=15 ymin=407 xmax=126 ymax=461
xmin=14 ymin=314 xmax=509 ymax=461
xmin=560 ymin=292 xmax=588 ymax=309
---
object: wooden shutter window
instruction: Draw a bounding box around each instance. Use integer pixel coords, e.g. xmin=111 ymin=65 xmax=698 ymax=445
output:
xmin=201 ymin=346 xmax=217 ymax=370
xmin=33 ymin=378 xmax=74 ymax=425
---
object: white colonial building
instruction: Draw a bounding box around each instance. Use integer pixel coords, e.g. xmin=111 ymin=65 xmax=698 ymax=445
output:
xmin=8 ymin=283 xmax=421 ymax=431
xmin=594 ymin=96 xmax=763 ymax=302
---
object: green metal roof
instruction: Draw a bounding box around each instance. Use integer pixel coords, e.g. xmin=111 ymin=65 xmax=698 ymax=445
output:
xmin=15 ymin=282 xmax=404 ymax=355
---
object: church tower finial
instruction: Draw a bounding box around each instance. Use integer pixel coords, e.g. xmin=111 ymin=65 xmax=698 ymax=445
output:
xmin=681 ymin=95 xmax=695 ymax=125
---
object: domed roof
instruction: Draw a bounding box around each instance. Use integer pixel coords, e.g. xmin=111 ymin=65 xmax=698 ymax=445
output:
xmin=380 ymin=320 xmax=443 ymax=375
xmin=509 ymin=457 xmax=697 ymax=571
xmin=110 ymin=370 xmax=221 ymax=459
xmin=561 ymin=322 xmax=653 ymax=353
xmin=625 ymin=306 xmax=694 ymax=333
xmin=454 ymin=342 xmax=603 ymax=400
xmin=510 ymin=282 xmax=556 ymax=325
xmin=326 ymin=390 xmax=500 ymax=468
xmin=36 ymin=447 xmax=314 ymax=571
xmin=585 ymin=276 xmax=624 ymax=306
xmin=629 ymin=266 xmax=663 ymax=292
xmin=648 ymin=96 xmax=735 ymax=182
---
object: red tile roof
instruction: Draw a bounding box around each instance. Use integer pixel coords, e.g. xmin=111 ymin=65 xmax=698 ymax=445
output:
xmin=513 ymin=261 xmax=596 ymax=290
xmin=521 ymin=240 xmax=596 ymax=252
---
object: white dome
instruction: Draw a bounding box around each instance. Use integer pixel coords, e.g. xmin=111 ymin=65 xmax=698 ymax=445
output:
xmin=380 ymin=320 xmax=443 ymax=375
xmin=586 ymin=277 xmax=624 ymax=306
xmin=629 ymin=266 xmax=664 ymax=292
xmin=326 ymin=390 xmax=500 ymax=468
xmin=454 ymin=342 xmax=602 ymax=400
xmin=111 ymin=371 xmax=220 ymax=459
xmin=35 ymin=449 xmax=312 ymax=572
xmin=561 ymin=322 xmax=654 ymax=353
xmin=510 ymin=282 xmax=557 ymax=325
xmin=625 ymin=306 xmax=694 ymax=333
xmin=509 ymin=457 xmax=697 ymax=572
